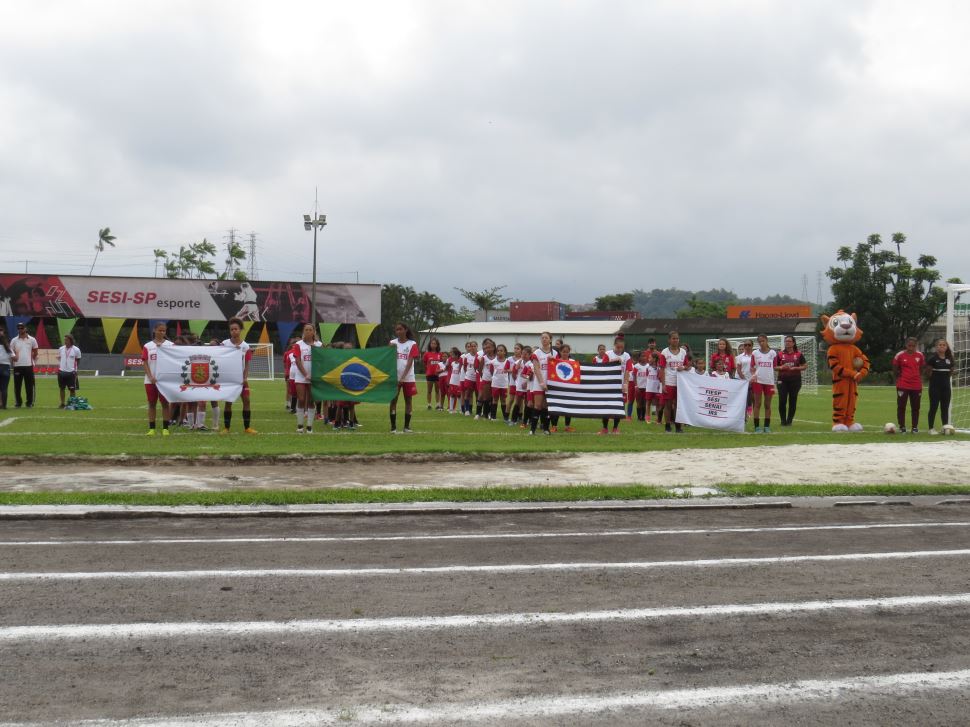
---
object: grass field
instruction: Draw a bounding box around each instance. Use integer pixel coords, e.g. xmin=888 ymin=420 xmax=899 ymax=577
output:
xmin=0 ymin=376 xmax=963 ymax=458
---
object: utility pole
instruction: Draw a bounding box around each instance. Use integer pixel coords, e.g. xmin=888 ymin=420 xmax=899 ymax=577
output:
xmin=247 ymin=231 xmax=259 ymax=280
xmin=801 ymin=274 xmax=809 ymax=302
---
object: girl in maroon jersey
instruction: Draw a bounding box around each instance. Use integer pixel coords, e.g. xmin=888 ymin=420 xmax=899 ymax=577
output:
xmin=776 ymin=336 xmax=807 ymax=426
xmin=709 ymin=338 xmax=736 ymax=378
xmin=892 ymin=337 xmax=925 ymax=433
xmin=422 ymin=337 xmax=444 ymax=411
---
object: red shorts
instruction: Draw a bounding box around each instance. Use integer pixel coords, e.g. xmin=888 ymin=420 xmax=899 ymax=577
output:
xmin=663 ymin=385 xmax=677 ymax=404
xmin=526 ymin=392 xmax=535 ymax=405
xmin=644 ymin=391 xmax=660 ymax=402
xmin=398 ymin=382 xmax=418 ymax=397
xmin=491 ymin=387 xmax=507 ymax=397
xmin=461 ymin=380 xmax=476 ymax=392
xmin=241 ymin=384 xmax=251 ymax=398
xmin=144 ymin=383 xmax=168 ymax=406
xmin=449 ymin=384 xmax=462 ymax=397
xmin=287 ymin=379 xmax=296 ymax=396
xmin=752 ymin=382 xmax=775 ymax=396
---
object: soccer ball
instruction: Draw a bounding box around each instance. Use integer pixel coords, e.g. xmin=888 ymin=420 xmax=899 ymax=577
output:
xmin=852 ymin=357 xmax=865 ymax=370
xmin=883 ymin=422 xmax=898 ymax=434
xmin=942 ymin=424 xmax=956 ymax=436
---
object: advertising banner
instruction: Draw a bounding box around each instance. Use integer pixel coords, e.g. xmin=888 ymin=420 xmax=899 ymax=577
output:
xmin=726 ymin=305 xmax=812 ymax=319
xmin=675 ymin=371 xmax=748 ymax=432
xmin=0 ymin=274 xmax=380 ymax=323
xmin=155 ymin=345 xmax=244 ymax=403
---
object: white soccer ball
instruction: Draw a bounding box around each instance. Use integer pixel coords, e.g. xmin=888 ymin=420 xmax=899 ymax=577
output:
xmin=883 ymin=422 xmax=898 ymax=434
xmin=942 ymin=424 xmax=956 ymax=436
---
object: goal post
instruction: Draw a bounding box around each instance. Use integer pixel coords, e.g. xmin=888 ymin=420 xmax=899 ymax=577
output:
xmin=705 ymin=335 xmax=818 ymax=395
xmin=945 ymin=283 xmax=970 ymax=432
xmin=247 ymin=343 xmax=275 ymax=381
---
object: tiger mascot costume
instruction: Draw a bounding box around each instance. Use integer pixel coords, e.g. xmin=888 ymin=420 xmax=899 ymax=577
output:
xmin=821 ymin=310 xmax=871 ymax=431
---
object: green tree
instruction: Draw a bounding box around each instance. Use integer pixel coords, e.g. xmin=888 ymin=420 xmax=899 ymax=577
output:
xmin=380 ymin=284 xmax=470 ymax=348
xmin=454 ymin=285 xmax=510 ymax=321
xmin=88 ymin=227 xmax=117 ymax=276
xmin=826 ymin=232 xmax=960 ymax=369
xmin=676 ymin=296 xmax=731 ymax=318
xmin=221 ymin=239 xmax=247 ymax=280
xmin=153 ymin=248 xmax=168 ymax=278
xmin=594 ymin=293 xmax=635 ymax=310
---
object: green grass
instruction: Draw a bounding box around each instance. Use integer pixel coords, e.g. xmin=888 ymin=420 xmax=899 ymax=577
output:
xmin=0 ymin=377 xmax=964 ymax=457
xmin=0 ymin=484 xmax=680 ymax=507
xmin=717 ymin=484 xmax=970 ymax=497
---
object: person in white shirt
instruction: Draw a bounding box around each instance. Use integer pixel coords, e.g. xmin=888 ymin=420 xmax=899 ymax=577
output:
xmin=751 ymin=333 xmax=779 ymax=433
xmin=221 ymin=317 xmax=257 ymax=435
xmin=390 ymin=322 xmax=418 ymax=433
xmin=11 ymin=322 xmax=39 ymax=408
xmin=142 ymin=321 xmax=174 ymax=435
xmin=0 ymin=330 xmax=12 ymax=409
xmin=56 ymin=334 xmax=82 ymax=408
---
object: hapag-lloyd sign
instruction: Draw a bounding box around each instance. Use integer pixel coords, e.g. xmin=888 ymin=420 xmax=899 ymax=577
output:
xmin=0 ymin=274 xmax=380 ymax=323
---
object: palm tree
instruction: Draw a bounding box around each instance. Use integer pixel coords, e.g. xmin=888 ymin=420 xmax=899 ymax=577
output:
xmin=153 ymin=249 xmax=168 ymax=277
xmin=89 ymin=227 xmax=117 ymax=275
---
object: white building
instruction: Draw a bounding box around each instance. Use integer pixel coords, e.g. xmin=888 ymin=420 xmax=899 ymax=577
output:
xmin=421 ymin=321 xmax=625 ymax=355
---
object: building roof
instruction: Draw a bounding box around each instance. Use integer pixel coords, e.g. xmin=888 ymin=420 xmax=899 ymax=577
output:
xmin=620 ymin=318 xmax=819 ymax=335
xmin=422 ymin=320 xmax=624 ymax=336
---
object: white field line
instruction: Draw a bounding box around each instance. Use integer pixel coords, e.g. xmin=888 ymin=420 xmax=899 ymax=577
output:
xmin=3 ymin=521 xmax=970 ymax=547
xmin=13 ymin=669 xmax=970 ymax=727
xmin=3 ymin=548 xmax=970 ymax=582
xmin=0 ymin=418 xmax=16 ymax=428
xmin=2 ymin=592 xmax=969 ymax=643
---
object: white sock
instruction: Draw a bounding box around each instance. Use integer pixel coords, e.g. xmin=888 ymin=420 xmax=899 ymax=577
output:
xmin=211 ymin=405 xmax=220 ymax=429
xmin=296 ymin=407 xmax=305 ymax=427
xmin=195 ymin=411 xmax=204 ymax=427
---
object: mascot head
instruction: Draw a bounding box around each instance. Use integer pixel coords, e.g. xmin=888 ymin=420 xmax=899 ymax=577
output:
xmin=821 ymin=310 xmax=863 ymax=344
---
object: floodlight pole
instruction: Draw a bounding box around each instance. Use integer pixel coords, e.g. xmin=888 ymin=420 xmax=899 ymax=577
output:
xmin=303 ymin=206 xmax=327 ymax=327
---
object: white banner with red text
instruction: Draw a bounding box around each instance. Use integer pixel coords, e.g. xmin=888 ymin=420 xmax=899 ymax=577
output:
xmin=674 ymin=371 xmax=748 ymax=432
xmin=155 ymin=345 xmax=244 ymax=403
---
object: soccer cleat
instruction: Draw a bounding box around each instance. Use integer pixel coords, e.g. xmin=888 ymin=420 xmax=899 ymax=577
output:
xmin=911 ymin=428 xmax=919 ymax=434
xmin=754 ymin=426 xmax=763 ymax=433
xmin=550 ymin=426 xmax=558 ymax=433
xmin=929 ymin=428 xmax=939 ymax=436
xmin=527 ymin=430 xmax=535 ymax=435
xmin=763 ymin=426 xmax=772 ymax=433
xmin=675 ymin=425 xmax=684 ymax=433
xmin=161 ymin=429 xmax=170 ymax=437
xmin=306 ymin=427 xmax=312 ymax=434
xmin=146 ymin=429 xmax=155 ymax=436
xmin=244 ymin=427 xmax=258 ymax=435
xmin=565 ymin=426 xmax=575 ymax=432
xmin=474 ymin=414 xmax=480 ymax=420
xmin=297 ymin=426 xmax=304 ymax=434
xmin=597 ymin=428 xmax=608 ymax=435
xmin=542 ymin=430 xmax=551 ymax=435
xmin=611 ymin=429 xmax=621 ymax=435
xmin=464 ymin=411 xmax=471 ymax=417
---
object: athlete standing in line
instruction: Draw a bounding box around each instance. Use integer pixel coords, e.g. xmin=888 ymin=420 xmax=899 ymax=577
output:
xmin=659 ymin=331 xmax=690 ymax=433
xmin=142 ymin=321 xmax=173 ymax=436
xmin=221 ymin=317 xmax=257 ymax=435
xmin=599 ymin=335 xmax=631 ymax=435
xmin=291 ymin=323 xmax=316 ymax=434
xmin=422 ymin=337 xmax=444 ymax=411
xmin=893 ymin=336 xmax=925 ymax=434
xmin=529 ymin=332 xmax=557 ymax=435
xmin=390 ymin=322 xmax=418 ymax=433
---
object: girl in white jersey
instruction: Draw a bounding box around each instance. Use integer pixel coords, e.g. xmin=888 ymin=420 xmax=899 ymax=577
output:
xmin=489 ymin=343 xmax=511 ymax=422
xmin=291 ymin=323 xmax=316 ymax=434
xmin=529 ymin=332 xmax=557 ymax=435
xmin=659 ymin=330 xmax=690 ymax=433
xmin=446 ymin=347 xmax=463 ymax=414
xmin=390 ymin=322 xmax=418 ymax=433
xmin=221 ymin=317 xmax=257 ymax=434
xmin=142 ymin=321 xmax=173 ymax=436
xmin=751 ymin=333 xmax=779 ymax=433
xmin=599 ymin=336 xmax=631 ymax=434
xmin=476 ymin=338 xmax=496 ymax=420
xmin=507 ymin=343 xmax=525 ymax=426
xmin=735 ymin=340 xmax=755 ymax=422
xmin=460 ymin=341 xmax=479 ymax=416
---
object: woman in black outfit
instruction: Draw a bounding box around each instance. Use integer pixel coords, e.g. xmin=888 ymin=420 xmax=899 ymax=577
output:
xmin=776 ymin=335 xmax=807 ymax=426
xmin=926 ymin=338 xmax=954 ymax=434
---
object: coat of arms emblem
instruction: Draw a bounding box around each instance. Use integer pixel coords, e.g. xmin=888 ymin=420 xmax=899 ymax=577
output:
xmin=180 ymin=354 xmax=220 ymax=390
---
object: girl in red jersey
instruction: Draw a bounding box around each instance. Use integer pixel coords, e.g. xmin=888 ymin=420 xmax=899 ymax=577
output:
xmin=750 ymin=333 xmax=778 ymax=433
xmin=776 ymin=335 xmax=807 ymax=427
xmin=390 ymin=322 xmax=419 ymax=433
xmin=529 ymin=332 xmax=557 ymax=435
xmin=422 ymin=337 xmax=444 ymax=411
xmin=489 ymin=343 xmax=511 ymax=422
xmin=709 ymin=338 xmax=736 ymax=379
xmin=892 ymin=336 xmax=925 ymax=433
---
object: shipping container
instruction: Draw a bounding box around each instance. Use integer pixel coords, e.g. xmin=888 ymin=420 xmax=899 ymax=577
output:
xmin=509 ymin=301 xmax=565 ymax=321
xmin=565 ymin=310 xmax=640 ymax=321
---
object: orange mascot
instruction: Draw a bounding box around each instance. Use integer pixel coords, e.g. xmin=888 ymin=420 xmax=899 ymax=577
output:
xmin=821 ymin=310 xmax=870 ymax=432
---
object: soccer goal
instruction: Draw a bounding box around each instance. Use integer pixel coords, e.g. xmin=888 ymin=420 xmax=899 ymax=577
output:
xmin=247 ymin=343 xmax=275 ymax=380
xmin=704 ymin=335 xmax=819 ymax=395
xmin=945 ymin=283 xmax=970 ymax=432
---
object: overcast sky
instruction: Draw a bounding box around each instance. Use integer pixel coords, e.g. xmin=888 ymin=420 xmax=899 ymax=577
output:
xmin=1 ymin=1 xmax=969 ymax=308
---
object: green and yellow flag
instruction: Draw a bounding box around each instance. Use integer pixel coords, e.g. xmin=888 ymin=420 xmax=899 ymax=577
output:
xmin=311 ymin=347 xmax=397 ymax=403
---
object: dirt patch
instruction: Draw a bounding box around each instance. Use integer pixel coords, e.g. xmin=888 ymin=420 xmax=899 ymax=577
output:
xmin=1 ymin=441 xmax=967 ymax=492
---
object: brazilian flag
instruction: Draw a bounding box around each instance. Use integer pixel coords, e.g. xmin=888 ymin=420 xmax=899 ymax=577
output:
xmin=311 ymin=347 xmax=398 ymax=403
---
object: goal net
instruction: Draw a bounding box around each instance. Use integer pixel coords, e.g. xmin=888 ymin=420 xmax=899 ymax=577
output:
xmin=247 ymin=343 xmax=275 ymax=380
xmin=946 ymin=284 xmax=970 ymax=432
xmin=705 ymin=335 xmax=818 ymax=395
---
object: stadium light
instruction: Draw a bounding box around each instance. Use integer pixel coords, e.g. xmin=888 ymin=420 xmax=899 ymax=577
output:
xmin=303 ymin=211 xmax=327 ymax=326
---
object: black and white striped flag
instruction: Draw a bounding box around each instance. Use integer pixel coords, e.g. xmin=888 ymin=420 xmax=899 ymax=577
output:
xmin=546 ymin=360 xmax=625 ymax=418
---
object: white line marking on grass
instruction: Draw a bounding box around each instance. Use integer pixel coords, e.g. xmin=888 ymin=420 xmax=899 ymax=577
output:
xmin=3 ymin=521 xmax=969 ymax=547
xmin=0 ymin=418 xmax=16 ymax=428
xmin=2 ymin=592 xmax=969 ymax=643
xmin=14 ymin=668 xmax=970 ymax=726
xmin=3 ymin=548 xmax=970 ymax=582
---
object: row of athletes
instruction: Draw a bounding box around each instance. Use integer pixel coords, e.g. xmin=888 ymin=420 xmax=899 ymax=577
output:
xmin=141 ymin=318 xmax=255 ymax=436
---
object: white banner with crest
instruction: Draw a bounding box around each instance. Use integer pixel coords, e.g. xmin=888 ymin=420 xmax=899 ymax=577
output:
xmin=155 ymin=345 xmax=244 ymax=403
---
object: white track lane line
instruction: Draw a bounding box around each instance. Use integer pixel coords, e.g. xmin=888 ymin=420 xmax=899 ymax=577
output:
xmin=11 ymin=668 xmax=969 ymax=726
xmin=3 ymin=547 xmax=970 ymax=582
xmin=0 ymin=418 xmax=16 ymax=428
xmin=2 ymin=592 xmax=969 ymax=642
xmin=4 ymin=521 xmax=970 ymax=547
